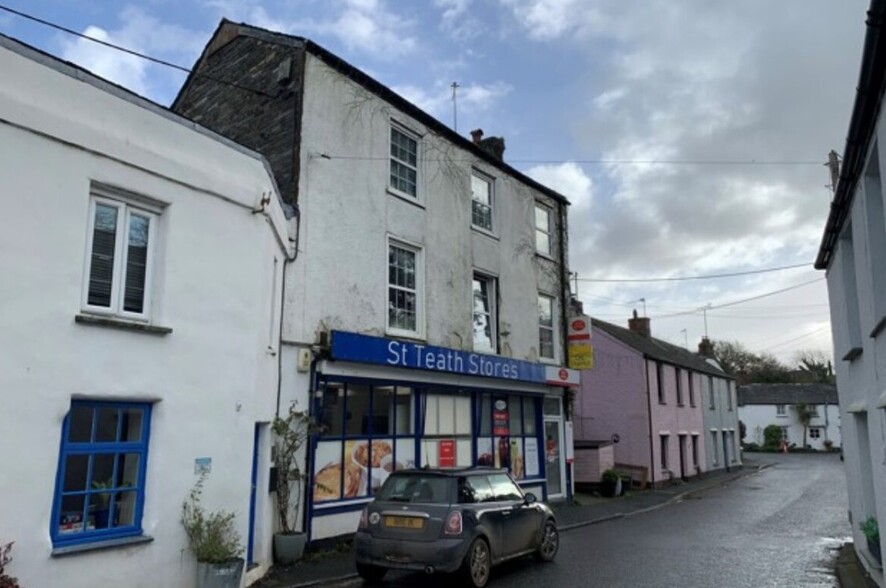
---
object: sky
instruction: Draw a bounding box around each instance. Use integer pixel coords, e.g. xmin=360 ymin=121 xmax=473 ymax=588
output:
xmin=0 ymin=0 xmax=870 ymax=365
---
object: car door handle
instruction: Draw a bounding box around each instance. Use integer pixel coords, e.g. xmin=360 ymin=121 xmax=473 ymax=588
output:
xmin=502 ymin=510 xmax=512 ymax=517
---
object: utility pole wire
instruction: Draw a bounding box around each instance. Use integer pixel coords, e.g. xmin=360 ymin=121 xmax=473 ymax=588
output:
xmin=577 ymin=262 xmax=811 ymax=283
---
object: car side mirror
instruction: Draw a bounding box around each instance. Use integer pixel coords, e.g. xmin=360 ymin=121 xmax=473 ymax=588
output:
xmin=524 ymin=492 xmax=537 ymax=505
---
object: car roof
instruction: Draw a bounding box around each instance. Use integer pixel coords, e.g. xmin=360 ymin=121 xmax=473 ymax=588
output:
xmin=387 ymin=467 xmax=508 ymax=477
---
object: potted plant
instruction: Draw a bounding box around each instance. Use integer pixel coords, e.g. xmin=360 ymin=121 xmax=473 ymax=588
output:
xmin=861 ymin=516 xmax=881 ymax=565
xmin=600 ymin=469 xmax=621 ymax=498
xmin=271 ymin=403 xmax=320 ymax=564
xmin=0 ymin=541 xmax=21 ymax=588
xmin=90 ymin=478 xmax=113 ymax=528
xmin=181 ymin=474 xmax=244 ymax=588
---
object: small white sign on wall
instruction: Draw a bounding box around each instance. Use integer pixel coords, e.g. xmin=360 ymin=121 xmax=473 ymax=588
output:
xmin=194 ymin=457 xmax=212 ymax=474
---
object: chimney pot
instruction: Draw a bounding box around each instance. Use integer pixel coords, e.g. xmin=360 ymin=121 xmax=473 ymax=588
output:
xmin=470 ymin=129 xmax=484 ymax=144
xmin=628 ymin=311 xmax=651 ymax=338
xmin=698 ymin=336 xmax=715 ymax=358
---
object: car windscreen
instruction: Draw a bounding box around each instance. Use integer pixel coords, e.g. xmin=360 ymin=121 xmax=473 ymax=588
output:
xmin=375 ymin=474 xmax=452 ymax=504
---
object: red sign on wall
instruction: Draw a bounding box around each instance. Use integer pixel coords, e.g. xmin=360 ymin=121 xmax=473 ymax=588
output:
xmin=438 ymin=439 xmax=456 ymax=468
xmin=492 ymin=398 xmax=509 ymax=436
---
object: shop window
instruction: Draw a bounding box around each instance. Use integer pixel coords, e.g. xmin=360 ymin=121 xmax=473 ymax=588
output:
xmin=51 ymin=400 xmax=151 ymax=547
xmin=477 ymin=394 xmax=542 ymax=481
xmin=313 ymin=381 xmax=416 ymax=503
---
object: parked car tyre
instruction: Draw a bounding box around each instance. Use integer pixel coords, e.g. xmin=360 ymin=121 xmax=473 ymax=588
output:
xmin=462 ymin=537 xmax=491 ymax=588
xmin=535 ymin=520 xmax=559 ymax=562
xmin=356 ymin=562 xmax=387 ymax=585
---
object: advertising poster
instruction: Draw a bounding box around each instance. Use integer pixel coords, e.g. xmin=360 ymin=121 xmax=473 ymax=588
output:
xmin=510 ymin=439 xmax=524 ymax=479
xmin=492 ymin=398 xmax=509 ymax=436
xmin=496 ymin=436 xmax=511 ymax=470
xmin=314 ymin=439 xmax=397 ymax=501
xmin=524 ymin=438 xmax=540 ymax=477
xmin=438 ymin=439 xmax=456 ymax=468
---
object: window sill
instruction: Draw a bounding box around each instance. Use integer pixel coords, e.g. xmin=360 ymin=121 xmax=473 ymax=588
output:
xmin=75 ymin=314 xmax=172 ymax=335
xmin=535 ymin=251 xmax=557 ymax=263
xmin=384 ymin=329 xmax=426 ymax=343
xmin=471 ymin=226 xmax=499 ymax=241
xmin=842 ymin=347 xmax=863 ymax=362
xmin=387 ymin=188 xmax=425 ymax=209
xmin=52 ymin=534 xmax=153 ymax=557
xmin=871 ymin=315 xmax=886 ymax=339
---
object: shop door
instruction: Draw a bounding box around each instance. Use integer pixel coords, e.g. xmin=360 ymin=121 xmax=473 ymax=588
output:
xmin=544 ymin=419 xmax=564 ymax=498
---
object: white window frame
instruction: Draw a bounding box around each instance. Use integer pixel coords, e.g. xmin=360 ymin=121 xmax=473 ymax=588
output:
xmin=776 ymin=404 xmax=787 ymax=417
xmin=471 ymin=171 xmax=494 ymax=234
xmin=535 ymin=203 xmax=552 ymax=255
xmin=81 ymin=192 xmax=159 ymax=322
xmin=711 ymin=431 xmax=719 ymax=465
xmin=538 ymin=293 xmax=557 ymax=361
xmin=472 ymin=273 xmax=497 ymax=353
xmin=388 ymin=123 xmax=420 ymax=201
xmin=386 ymin=237 xmax=424 ymax=338
xmin=809 ymin=404 xmax=820 ymax=417
xmin=810 ymin=427 xmax=822 ymax=439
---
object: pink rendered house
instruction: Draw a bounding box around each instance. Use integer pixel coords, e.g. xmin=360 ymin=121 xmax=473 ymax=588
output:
xmin=574 ymin=312 xmax=733 ymax=489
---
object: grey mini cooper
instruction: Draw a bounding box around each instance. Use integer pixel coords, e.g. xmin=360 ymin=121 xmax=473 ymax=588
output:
xmin=354 ymin=467 xmax=558 ymax=587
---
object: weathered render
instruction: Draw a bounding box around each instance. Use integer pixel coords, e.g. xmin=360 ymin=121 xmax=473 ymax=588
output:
xmin=174 ymin=21 xmax=577 ymax=543
xmin=815 ymin=0 xmax=886 ymax=580
xmin=0 ymin=34 xmax=291 ymax=588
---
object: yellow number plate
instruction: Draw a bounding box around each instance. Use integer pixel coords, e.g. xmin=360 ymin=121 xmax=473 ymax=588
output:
xmin=383 ymin=516 xmax=425 ymax=530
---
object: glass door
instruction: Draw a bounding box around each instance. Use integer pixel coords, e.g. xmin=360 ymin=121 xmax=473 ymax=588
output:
xmin=544 ymin=419 xmax=564 ymax=498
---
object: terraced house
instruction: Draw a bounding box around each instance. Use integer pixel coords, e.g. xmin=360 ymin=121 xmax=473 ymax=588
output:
xmin=173 ymin=20 xmax=580 ymax=543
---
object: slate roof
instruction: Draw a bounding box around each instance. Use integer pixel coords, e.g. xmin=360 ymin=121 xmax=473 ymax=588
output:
xmin=591 ymin=318 xmax=731 ymax=379
xmin=737 ymin=383 xmax=839 ymax=406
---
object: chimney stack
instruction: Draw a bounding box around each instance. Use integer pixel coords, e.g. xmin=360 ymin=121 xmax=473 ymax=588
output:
xmin=698 ymin=336 xmax=715 ymax=358
xmin=470 ymin=129 xmax=484 ymax=144
xmin=470 ymin=128 xmax=506 ymax=160
xmin=628 ymin=309 xmax=650 ymax=338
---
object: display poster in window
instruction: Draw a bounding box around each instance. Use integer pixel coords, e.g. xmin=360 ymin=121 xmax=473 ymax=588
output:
xmin=495 ymin=436 xmax=511 ymax=470
xmin=524 ymin=438 xmax=540 ymax=477
xmin=314 ymin=439 xmax=397 ymax=501
xmin=438 ymin=439 xmax=456 ymax=468
xmin=492 ymin=398 xmax=509 ymax=436
xmin=477 ymin=437 xmax=493 ymax=466
xmin=510 ymin=439 xmax=524 ymax=479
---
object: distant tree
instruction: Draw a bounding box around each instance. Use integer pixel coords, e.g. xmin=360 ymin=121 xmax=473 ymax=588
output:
xmin=739 ymin=420 xmax=747 ymax=443
xmin=713 ymin=340 xmax=792 ymax=385
xmin=793 ymin=349 xmax=836 ymax=384
xmin=795 ymin=403 xmax=815 ymax=449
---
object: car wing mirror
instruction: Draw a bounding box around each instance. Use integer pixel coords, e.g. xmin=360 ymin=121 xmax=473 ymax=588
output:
xmin=524 ymin=492 xmax=537 ymax=505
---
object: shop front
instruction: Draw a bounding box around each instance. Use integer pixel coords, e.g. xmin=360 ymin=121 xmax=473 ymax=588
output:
xmin=306 ymin=331 xmax=579 ymax=541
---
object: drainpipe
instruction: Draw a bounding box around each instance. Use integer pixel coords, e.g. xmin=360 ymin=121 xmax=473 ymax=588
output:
xmin=556 ymin=199 xmax=573 ymax=499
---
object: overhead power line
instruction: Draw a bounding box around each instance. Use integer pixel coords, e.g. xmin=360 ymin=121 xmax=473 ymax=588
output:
xmin=579 ymin=262 xmax=811 ymax=283
xmin=0 ymin=4 xmax=279 ymax=99
xmin=651 ymin=278 xmax=825 ymax=319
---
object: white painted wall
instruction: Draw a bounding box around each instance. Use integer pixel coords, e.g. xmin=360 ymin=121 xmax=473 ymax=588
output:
xmin=740 ymin=404 xmax=842 ymax=450
xmin=825 ymin=102 xmax=886 ymax=583
xmin=285 ymin=53 xmax=568 ymax=362
xmin=0 ymin=41 xmax=290 ymax=588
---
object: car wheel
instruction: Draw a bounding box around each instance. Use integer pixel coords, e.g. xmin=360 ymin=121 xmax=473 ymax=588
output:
xmin=356 ymin=562 xmax=387 ymax=585
xmin=462 ymin=537 xmax=491 ymax=588
xmin=535 ymin=520 xmax=559 ymax=562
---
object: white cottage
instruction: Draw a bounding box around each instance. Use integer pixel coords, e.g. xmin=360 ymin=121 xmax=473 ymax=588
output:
xmin=815 ymin=0 xmax=886 ymax=581
xmin=173 ymin=20 xmax=579 ymax=543
xmin=737 ymin=383 xmax=841 ymax=450
xmin=0 ymin=34 xmax=292 ymax=587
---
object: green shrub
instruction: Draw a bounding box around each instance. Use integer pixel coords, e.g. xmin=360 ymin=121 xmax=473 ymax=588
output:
xmin=763 ymin=425 xmax=783 ymax=450
xmin=181 ymin=474 xmax=243 ymax=563
xmin=861 ymin=517 xmax=879 ymax=544
xmin=0 ymin=541 xmax=21 ymax=588
xmin=601 ymin=469 xmax=620 ymax=483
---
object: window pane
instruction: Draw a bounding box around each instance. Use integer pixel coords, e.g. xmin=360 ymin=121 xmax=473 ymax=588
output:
xmin=58 ymin=495 xmax=86 ymax=535
xmin=488 ymin=473 xmax=522 ymax=502
xmin=318 ymin=384 xmax=344 ymax=436
xmin=117 ymin=453 xmax=140 ymax=488
xmin=523 ymin=398 xmax=537 ymax=436
xmin=479 ymin=395 xmax=491 ymax=436
xmin=123 ymin=214 xmax=150 ymax=313
xmin=345 ymin=384 xmax=371 ymax=436
xmin=538 ymin=296 xmax=553 ymax=327
xmin=508 ymin=396 xmax=522 ymax=436
xmin=472 ymin=277 xmax=493 ymax=349
xmin=63 ymin=455 xmax=90 ymax=492
xmin=535 ymin=206 xmax=549 ymax=230
xmin=543 ymin=397 xmax=561 ymax=416
xmin=89 ymin=492 xmax=113 ymax=529
xmin=88 ymin=204 xmax=118 ymax=307
xmin=372 ymin=387 xmax=394 ymax=435
xmin=120 ymin=408 xmax=143 ymax=442
xmin=69 ymin=406 xmax=94 ymax=442
xmin=92 ymin=453 xmax=115 ymax=487
xmin=95 ymin=408 xmax=119 ymax=442
xmin=113 ymin=491 xmax=137 ymax=527
xmin=394 ymin=387 xmax=414 ymax=435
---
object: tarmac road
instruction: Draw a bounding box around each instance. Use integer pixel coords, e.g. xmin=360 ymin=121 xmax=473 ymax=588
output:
xmin=334 ymin=453 xmax=850 ymax=588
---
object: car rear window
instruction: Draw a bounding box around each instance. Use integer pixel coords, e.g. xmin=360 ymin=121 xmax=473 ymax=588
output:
xmin=376 ymin=474 xmax=452 ymax=504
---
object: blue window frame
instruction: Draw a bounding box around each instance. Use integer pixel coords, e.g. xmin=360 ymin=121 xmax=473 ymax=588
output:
xmin=51 ymin=400 xmax=151 ymax=546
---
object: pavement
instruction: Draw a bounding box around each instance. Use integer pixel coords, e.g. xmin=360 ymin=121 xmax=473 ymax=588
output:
xmin=255 ymin=458 xmax=777 ymax=588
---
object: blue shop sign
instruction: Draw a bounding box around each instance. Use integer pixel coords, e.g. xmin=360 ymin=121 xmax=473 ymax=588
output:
xmin=330 ymin=331 xmax=579 ymax=386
